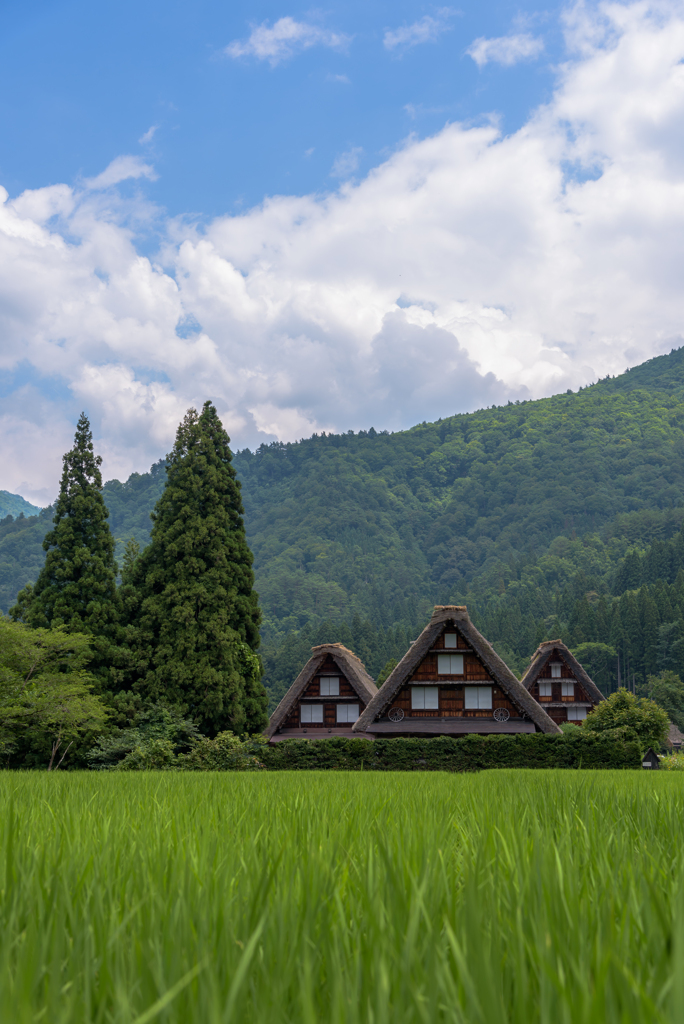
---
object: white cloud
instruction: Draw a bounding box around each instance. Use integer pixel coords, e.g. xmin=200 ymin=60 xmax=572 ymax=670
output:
xmin=139 ymin=125 xmax=159 ymax=145
xmin=384 ymin=9 xmax=457 ymax=51
xmin=467 ymin=32 xmax=544 ymax=67
xmin=225 ymin=17 xmax=350 ymax=66
xmin=84 ymin=155 xmax=158 ymax=190
xmin=330 ymin=146 xmax=363 ymax=178
xmin=3 ymin=1 xmax=684 ymax=500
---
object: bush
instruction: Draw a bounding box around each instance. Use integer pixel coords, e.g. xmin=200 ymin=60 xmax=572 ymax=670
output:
xmin=113 ymin=738 xmax=177 ymax=771
xmin=260 ymin=731 xmax=642 ymax=772
xmin=177 ymin=732 xmax=265 ymax=771
xmin=582 ymin=687 xmax=669 ymax=751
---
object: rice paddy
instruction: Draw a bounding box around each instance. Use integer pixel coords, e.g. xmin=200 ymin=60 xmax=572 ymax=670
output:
xmin=2 ymin=769 xmax=684 ymax=1024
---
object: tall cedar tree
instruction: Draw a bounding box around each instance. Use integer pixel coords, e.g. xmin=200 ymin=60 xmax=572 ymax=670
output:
xmin=128 ymin=403 xmax=267 ymax=735
xmin=11 ymin=414 xmax=120 ymax=653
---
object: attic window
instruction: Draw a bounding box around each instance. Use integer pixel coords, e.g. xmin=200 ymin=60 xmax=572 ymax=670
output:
xmin=301 ymin=705 xmax=324 ymax=724
xmin=337 ymin=704 xmax=359 ymax=723
xmin=562 ymin=681 xmax=574 ymax=698
xmin=464 ymin=686 xmax=492 ymax=710
xmin=444 ymin=633 xmax=458 ymax=648
xmin=438 ymin=654 xmax=464 ymax=675
xmin=539 ymin=682 xmax=552 ymax=697
xmin=320 ymin=677 xmax=340 ymax=696
xmin=412 ymin=687 xmax=439 ymax=710
xmin=551 ymin=662 xmax=562 ymax=678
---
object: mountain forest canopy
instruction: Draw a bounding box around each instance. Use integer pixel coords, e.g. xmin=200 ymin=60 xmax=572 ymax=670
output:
xmin=4 ymin=347 xmax=684 ymax=707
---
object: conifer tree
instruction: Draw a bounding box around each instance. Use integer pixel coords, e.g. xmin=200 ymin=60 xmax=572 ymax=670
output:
xmin=128 ymin=402 xmax=267 ymax=735
xmin=11 ymin=413 xmax=119 ymax=640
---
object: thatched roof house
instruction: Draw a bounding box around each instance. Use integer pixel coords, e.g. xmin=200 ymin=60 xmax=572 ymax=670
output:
xmin=266 ymin=643 xmax=377 ymax=742
xmin=353 ymin=606 xmax=561 ymax=737
xmin=521 ymin=640 xmax=604 ymax=726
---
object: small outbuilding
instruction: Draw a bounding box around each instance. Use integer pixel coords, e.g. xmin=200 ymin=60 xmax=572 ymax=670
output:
xmin=353 ymin=605 xmax=561 ymax=738
xmin=521 ymin=640 xmax=604 ymax=727
xmin=266 ymin=643 xmax=377 ymax=743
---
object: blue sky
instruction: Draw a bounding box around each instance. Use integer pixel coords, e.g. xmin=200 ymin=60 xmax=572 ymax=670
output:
xmin=2 ymin=0 xmax=684 ymax=504
xmin=1 ymin=0 xmax=561 ymax=218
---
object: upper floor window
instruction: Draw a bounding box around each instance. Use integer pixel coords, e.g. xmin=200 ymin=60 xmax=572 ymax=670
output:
xmin=412 ymin=687 xmax=439 ymax=710
xmin=539 ymin=682 xmax=552 ymax=697
xmin=444 ymin=633 xmax=458 ymax=648
xmin=567 ymin=707 xmax=587 ymax=721
xmin=320 ymin=677 xmax=340 ymax=696
xmin=465 ymin=686 xmax=492 ymax=710
xmin=301 ymin=705 xmax=324 ymax=723
xmin=561 ymin=681 xmax=575 ymax=698
xmin=551 ymin=662 xmax=562 ymax=678
xmin=337 ymin=704 xmax=359 ymax=723
xmin=438 ymin=654 xmax=464 ymax=675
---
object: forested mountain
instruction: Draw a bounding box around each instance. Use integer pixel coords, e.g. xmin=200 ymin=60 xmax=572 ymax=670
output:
xmin=0 ymin=491 xmax=40 ymax=520
xmin=4 ymin=346 xmax=684 ymax=706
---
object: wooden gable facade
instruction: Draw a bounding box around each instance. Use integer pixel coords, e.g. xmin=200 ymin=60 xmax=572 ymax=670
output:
xmin=266 ymin=644 xmax=377 ymax=743
xmin=353 ymin=606 xmax=561 ymax=737
xmin=521 ymin=640 xmax=605 ymax=726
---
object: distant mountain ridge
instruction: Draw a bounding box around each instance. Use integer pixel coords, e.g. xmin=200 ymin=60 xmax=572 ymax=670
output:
xmin=0 ymin=491 xmax=41 ymax=521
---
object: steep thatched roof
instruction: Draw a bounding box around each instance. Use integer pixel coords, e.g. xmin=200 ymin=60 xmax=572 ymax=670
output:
xmin=353 ymin=606 xmax=562 ymax=735
xmin=521 ymin=640 xmax=605 ymax=705
xmin=266 ymin=644 xmax=377 ymax=739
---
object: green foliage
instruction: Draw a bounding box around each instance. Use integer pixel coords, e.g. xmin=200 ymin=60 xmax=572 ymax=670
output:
xmin=177 ymin=731 xmax=266 ymax=771
xmin=261 ymin=731 xmax=641 ymax=771
xmin=0 ymin=618 xmax=107 ymax=768
xmin=10 ymin=414 xmax=119 ymax=646
xmin=0 ymin=507 xmax=54 ymax=615
xmin=376 ymin=657 xmax=397 ymax=686
xmin=0 ymin=491 xmax=40 ymax=519
xmin=127 ymin=403 xmax=267 ymax=735
xmin=4 ymin=770 xmax=683 ymax=1022
xmin=582 ymin=687 xmax=669 ymax=751
xmin=86 ymin=702 xmax=201 ymax=769
xmin=646 ymin=671 xmax=684 ymax=732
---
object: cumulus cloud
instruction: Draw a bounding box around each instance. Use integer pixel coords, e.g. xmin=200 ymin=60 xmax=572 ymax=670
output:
xmin=225 ymin=17 xmax=350 ymax=66
xmin=384 ymin=9 xmax=457 ymax=52
xmin=467 ymin=32 xmax=544 ymax=67
xmin=3 ymin=0 xmax=684 ymax=501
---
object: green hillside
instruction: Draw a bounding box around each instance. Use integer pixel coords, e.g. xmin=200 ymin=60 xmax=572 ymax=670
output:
xmin=0 ymin=491 xmax=41 ymax=520
xmin=4 ymin=347 xmax=684 ymax=705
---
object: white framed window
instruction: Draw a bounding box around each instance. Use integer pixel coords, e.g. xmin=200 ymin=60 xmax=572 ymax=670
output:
xmin=539 ymin=682 xmax=552 ymax=697
xmin=336 ymin=704 xmax=359 ymax=723
xmin=437 ymin=654 xmax=464 ymax=675
xmin=567 ymin=707 xmax=587 ymax=721
xmin=561 ymin=681 xmax=575 ymax=698
xmin=551 ymin=662 xmax=562 ymax=678
xmin=465 ymin=686 xmax=492 ymax=710
xmin=444 ymin=633 xmax=458 ymax=649
xmin=320 ymin=677 xmax=340 ymax=696
xmin=411 ymin=687 xmax=439 ymax=710
xmin=301 ymin=705 xmax=324 ymax=723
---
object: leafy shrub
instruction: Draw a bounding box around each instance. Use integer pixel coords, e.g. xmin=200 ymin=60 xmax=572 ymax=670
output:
xmin=113 ymin=739 xmax=176 ymax=771
xmin=87 ymin=702 xmax=201 ymax=769
xmin=177 ymin=732 xmax=265 ymax=771
xmin=582 ymin=687 xmax=669 ymax=751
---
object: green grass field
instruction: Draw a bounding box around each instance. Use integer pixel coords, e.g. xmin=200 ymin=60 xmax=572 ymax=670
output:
xmin=2 ymin=771 xmax=683 ymax=1024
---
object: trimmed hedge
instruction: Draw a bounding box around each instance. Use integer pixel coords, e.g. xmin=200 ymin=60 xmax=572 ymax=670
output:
xmin=260 ymin=731 xmax=642 ymax=771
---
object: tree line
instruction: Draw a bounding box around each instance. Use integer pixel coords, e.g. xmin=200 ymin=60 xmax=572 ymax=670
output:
xmin=1 ymin=405 xmax=268 ymax=768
